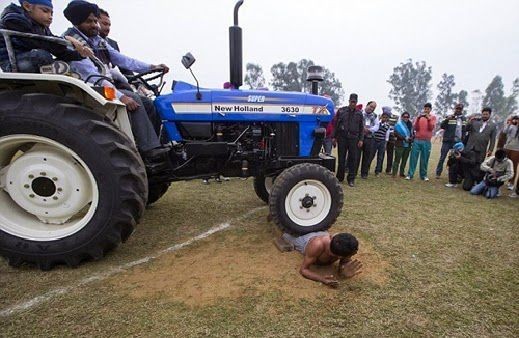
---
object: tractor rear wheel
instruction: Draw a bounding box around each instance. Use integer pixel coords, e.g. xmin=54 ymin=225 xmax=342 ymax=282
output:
xmin=0 ymin=92 xmax=147 ymax=270
xmin=269 ymin=163 xmax=343 ymax=235
xmin=253 ymin=174 xmax=275 ymax=204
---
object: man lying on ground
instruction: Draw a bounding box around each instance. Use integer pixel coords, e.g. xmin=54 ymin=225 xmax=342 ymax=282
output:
xmin=276 ymin=231 xmax=362 ymax=287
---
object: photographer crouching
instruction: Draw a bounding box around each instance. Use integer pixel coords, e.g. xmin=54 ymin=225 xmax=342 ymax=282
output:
xmin=445 ymin=142 xmax=479 ymax=191
xmin=470 ymin=149 xmax=514 ymax=199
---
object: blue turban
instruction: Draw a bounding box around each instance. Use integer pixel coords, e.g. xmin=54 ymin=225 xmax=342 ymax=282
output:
xmin=453 ymin=142 xmax=464 ymax=152
xmin=19 ymin=0 xmax=53 ymax=8
xmin=64 ymin=1 xmax=99 ymax=26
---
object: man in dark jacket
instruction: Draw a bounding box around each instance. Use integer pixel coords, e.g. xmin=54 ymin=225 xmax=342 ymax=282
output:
xmin=435 ymin=103 xmax=467 ymax=178
xmin=465 ymin=107 xmax=497 ymax=164
xmin=332 ymin=93 xmax=364 ymax=187
xmin=445 ymin=142 xmax=479 ymax=191
xmin=0 ymin=0 xmax=85 ymax=72
xmin=97 ymin=8 xmax=133 ymax=78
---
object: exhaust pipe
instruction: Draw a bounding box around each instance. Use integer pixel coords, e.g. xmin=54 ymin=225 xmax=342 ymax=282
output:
xmin=229 ymin=0 xmax=244 ymax=89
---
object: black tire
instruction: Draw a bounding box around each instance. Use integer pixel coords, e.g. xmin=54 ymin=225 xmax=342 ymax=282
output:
xmin=147 ymin=182 xmax=170 ymax=205
xmin=253 ymin=174 xmax=275 ymax=204
xmin=269 ymin=163 xmax=343 ymax=235
xmin=0 ymin=91 xmax=147 ymax=270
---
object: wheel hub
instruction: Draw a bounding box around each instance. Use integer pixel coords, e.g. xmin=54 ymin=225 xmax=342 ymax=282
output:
xmin=32 ymin=176 xmax=56 ymax=197
xmin=2 ymin=144 xmax=92 ymax=224
xmin=301 ymin=195 xmax=315 ymax=209
xmin=285 ymin=179 xmax=332 ymax=227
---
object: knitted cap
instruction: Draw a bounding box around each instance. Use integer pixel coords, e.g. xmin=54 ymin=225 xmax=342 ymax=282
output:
xmin=19 ymin=0 xmax=52 ymax=9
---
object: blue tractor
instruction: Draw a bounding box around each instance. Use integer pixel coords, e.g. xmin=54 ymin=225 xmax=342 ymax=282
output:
xmin=0 ymin=1 xmax=343 ymax=269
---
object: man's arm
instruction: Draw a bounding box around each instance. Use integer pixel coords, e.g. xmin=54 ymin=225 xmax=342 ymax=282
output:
xmin=369 ymin=117 xmax=380 ymax=133
xmin=487 ymin=124 xmax=497 ymax=154
xmin=106 ymin=42 xmax=152 ymax=74
xmin=299 ymin=240 xmax=338 ymax=287
xmin=497 ymin=160 xmax=514 ymax=182
xmin=358 ymin=114 xmax=365 ymax=144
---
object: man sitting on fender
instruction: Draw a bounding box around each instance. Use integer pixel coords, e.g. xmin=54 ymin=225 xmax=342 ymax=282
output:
xmin=62 ymin=1 xmax=169 ymax=163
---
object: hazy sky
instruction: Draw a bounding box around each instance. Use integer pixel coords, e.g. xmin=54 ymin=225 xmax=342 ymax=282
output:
xmin=6 ymin=0 xmax=519 ymax=110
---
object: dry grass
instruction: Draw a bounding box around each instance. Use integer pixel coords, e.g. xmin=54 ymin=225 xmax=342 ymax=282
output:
xmin=0 ymin=143 xmax=518 ymax=337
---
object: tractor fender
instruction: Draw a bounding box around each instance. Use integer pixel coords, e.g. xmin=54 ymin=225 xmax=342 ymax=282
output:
xmin=0 ymin=73 xmax=135 ymax=144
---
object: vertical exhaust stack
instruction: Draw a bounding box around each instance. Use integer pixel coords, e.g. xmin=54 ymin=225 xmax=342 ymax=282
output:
xmin=306 ymin=65 xmax=324 ymax=95
xmin=229 ymin=0 xmax=244 ymax=89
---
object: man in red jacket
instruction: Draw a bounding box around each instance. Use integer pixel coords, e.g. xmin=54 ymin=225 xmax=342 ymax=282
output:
xmin=406 ymin=103 xmax=437 ymax=181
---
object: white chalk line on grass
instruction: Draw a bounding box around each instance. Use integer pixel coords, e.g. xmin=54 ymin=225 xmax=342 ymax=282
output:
xmin=0 ymin=206 xmax=267 ymax=318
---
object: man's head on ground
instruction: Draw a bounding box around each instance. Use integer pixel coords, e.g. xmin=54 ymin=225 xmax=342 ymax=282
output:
xmin=348 ymin=93 xmax=358 ymax=110
xmin=481 ymin=107 xmax=492 ymax=121
xmin=495 ymin=149 xmax=507 ymax=162
xmin=64 ymin=0 xmax=100 ymax=37
xmin=453 ymin=142 xmax=465 ymax=152
xmin=454 ymin=103 xmax=464 ymax=115
xmin=98 ymin=8 xmax=111 ymax=38
xmin=423 ymin=103 xmax=432 ymax=115
xmin=330 ymin=233 xmax=358 ymax=258
xmin=20 ymin=0 xmax=53 ymax=27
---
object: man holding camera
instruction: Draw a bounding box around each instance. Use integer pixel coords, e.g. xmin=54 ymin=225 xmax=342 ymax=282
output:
xmin=436 ymin=103 xmax=467 ymax=178
xmin=445 ymin=142 xmax=479 ymax=190
xmin=406 ymin=103 xmax=437 ymax=181
xmin=470 ymin=149 xmax=514 ymax=199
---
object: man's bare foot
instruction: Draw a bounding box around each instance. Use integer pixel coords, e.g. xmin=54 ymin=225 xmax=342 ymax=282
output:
xmin=274 ymin=237 xmax=294 ymax=252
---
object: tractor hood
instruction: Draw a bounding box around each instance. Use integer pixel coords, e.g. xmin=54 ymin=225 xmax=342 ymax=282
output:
xmin=155 ymin=81 xmax=335 ymax=123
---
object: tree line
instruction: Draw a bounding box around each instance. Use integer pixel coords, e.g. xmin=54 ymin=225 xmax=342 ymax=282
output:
xmin=245 ymin=59 xmax=518 ymax=120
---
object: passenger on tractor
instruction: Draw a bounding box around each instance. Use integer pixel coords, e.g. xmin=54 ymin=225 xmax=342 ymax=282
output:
xmin=96 ymin=7 xmax=161 ymax=135
xmin=62 ymin=0 xmax=170 ymax=163
xmin=97 ymin=8 xmax=134 ymax=87
xmin=0 ymin=0 xmax=92 ymax=73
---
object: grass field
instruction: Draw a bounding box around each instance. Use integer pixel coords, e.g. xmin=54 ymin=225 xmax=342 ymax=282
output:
xmin=1 ymin=143 xmax=518 ymax=337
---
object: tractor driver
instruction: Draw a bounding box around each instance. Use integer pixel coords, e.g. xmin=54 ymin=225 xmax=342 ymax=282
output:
xmin=62 ymin=0 xmax=169 ymax=163
xmin=276 ymin=232 xmax=363 ymax=287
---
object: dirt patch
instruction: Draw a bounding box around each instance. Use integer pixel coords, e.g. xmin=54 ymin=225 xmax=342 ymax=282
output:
xmin=110 ymin=229 xmax=389 ymax=307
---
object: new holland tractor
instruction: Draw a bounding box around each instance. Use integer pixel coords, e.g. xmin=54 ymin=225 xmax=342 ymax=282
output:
xmin=0 ymin=1 xmax=343 ymax=270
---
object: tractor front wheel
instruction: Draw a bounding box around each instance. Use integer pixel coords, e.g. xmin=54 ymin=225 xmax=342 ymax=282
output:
xmin=269 ymin=163 xmax=343 ymax=235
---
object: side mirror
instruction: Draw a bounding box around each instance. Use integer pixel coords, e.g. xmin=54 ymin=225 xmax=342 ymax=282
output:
xmin=182 ymin=52 xmax=196 ymax=69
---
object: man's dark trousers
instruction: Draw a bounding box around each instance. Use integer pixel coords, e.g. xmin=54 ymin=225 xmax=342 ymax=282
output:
xmin=436 ymin=140 xmax=456 ymax=176
xmin=448 ymin=160 xmax=476 ymax=191
xmin=385 ymin=141 xmax=395 ymax=173
xmin=355 ymin=137 xmax=375 ymax=177
xmin=336 ymin=136 xmax=359 ymax=183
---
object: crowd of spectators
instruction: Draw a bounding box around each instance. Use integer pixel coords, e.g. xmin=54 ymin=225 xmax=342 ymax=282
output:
xmin=329 ymin=93 xmax=518 ymax=199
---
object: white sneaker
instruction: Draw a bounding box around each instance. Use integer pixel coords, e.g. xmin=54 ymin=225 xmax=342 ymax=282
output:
xmin=510 ymin=192 xmax=518 ymax=198
xmin=405 ymin=176 xmax=412 ymax=180
xmin=507 ymin=184 xmax=514 ymax=191
xmin=445 ymin=183 xmax=457 ymax=188
xmin=423 ymin=177 xmax=430 ymax=181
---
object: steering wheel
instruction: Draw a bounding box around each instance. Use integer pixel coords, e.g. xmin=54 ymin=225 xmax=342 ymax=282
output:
xmin=127 ymin=68 xmax=167 ymax=96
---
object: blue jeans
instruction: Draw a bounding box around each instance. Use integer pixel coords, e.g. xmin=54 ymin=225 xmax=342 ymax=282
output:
xmin=470 ymin=181 xmax=499 ymax=199
xmin=407 ymin=140 xmax=432 ymax=179
xmin=374 ymin=139 xmax=387 ymax=174
xmin=1 ymin=49 xmax=53 ymax=73
xmin=436 ymin=140 xmax=456 ymax=176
